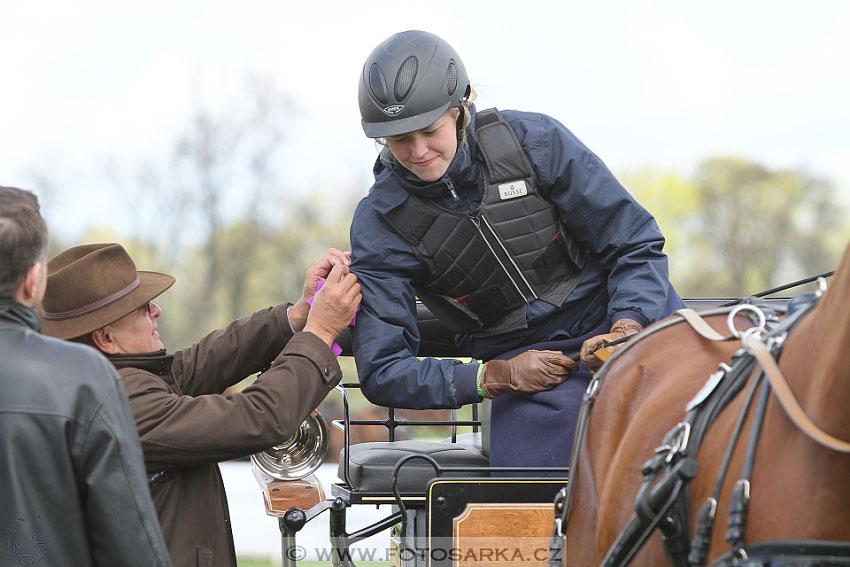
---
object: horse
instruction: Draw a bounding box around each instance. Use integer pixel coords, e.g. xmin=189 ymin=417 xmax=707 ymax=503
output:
xmin=559 ymin=241 xmax=850 ymax=567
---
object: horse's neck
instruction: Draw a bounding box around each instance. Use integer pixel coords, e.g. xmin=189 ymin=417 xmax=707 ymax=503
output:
xmin=782 ymin=249 xmax=850 ymax=438
xmin=807 ymin=248 xmax=850 ymax=368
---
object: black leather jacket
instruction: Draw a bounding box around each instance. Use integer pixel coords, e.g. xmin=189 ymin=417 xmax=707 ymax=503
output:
xmin=0 ymin=298 xmax=171 ymax=567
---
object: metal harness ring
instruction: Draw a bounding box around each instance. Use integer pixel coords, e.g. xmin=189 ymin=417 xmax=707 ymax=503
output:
xmin=728 ymin=304 xmax=767 ymax=339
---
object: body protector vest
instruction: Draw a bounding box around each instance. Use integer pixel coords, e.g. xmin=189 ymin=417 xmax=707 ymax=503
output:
xmin=382 ymin=108 xmax=589 ymax=337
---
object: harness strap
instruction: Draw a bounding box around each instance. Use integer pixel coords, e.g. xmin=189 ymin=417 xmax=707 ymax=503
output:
xmin=726 ymin=375 xmax=770 ymax=553
xmin=688 ymin=374 xmax=763 ymax=566
xmin=601 ymin=457 xmax=699 ymax=567
xmin=548 ymin=489 xmax=567 ymax=567
xmin=676 ymin=304 xmax=768 ymax=343
xmin=746 ymin=333 xmax=850 ymax=453
xmin=708 ymin=540 xmax=850 ymax=567
xmin=675 ymin=308 xmax=731 ymax=341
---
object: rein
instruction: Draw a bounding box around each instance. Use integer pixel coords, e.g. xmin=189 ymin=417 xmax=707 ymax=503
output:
xmin=744 ymin=332 xmax=850 ymax=453
xmin=551 ymin=291 xmax=850 ymax=567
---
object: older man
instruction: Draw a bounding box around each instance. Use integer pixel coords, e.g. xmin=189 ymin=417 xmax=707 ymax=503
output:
xmin=0 ymin=187 xmax=171 ymax=567
xmin=40 ymin=242 xmax=360 ymax=567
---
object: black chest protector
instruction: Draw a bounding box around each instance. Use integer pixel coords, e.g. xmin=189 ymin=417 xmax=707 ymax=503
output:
xmin=382 ymin=108 xmax=589 ymax=336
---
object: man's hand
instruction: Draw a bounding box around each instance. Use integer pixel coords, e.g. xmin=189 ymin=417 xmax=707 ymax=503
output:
xmin=289 ymin=248 xmax=351 ymax=331
xmin=579 ymin=318 xmax=643 ymax=370
xmin=480 ymin=350 xmax=578 ymax=399
xmin=303 ymin=264 xmax=361 ymax=348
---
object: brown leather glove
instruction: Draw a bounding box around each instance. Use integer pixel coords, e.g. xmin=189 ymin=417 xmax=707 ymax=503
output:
xmin=480 ymin=349 xmax=578 ymax=399
xmin=579 ymin=318 xmax=643 ymax=370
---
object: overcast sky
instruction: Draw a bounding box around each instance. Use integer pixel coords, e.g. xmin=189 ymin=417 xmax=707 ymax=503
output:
xmin=2 ymin=0 xmax=849 ymax=241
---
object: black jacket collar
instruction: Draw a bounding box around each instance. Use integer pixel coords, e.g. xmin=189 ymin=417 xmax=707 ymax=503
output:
xmin=0 ymin=298 xmax=41 ymax=332
xmin=108 ymin=349 xmax=173 ymax=374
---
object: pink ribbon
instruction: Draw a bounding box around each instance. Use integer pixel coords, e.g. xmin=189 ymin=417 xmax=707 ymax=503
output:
xmin=306 ymin=280 xmax=359 ymax=357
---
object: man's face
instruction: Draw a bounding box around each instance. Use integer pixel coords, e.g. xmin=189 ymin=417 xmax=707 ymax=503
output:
xmin=103 ymin=301 xmax=164 ymax=354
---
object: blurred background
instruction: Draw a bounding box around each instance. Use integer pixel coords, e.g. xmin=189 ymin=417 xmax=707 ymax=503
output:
xmin=3 ymin=1 xmax=849 ymax=563
xmin=3 ymin=0 xmax=848 ymax=349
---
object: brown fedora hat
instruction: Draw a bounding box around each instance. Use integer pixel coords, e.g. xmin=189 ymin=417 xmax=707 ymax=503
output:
xmin=40 ymin=243 xmax=176 ymax=340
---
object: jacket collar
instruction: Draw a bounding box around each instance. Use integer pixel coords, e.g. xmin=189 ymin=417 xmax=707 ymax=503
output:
xmin=0 ymin=298 xmax=41 ymax=332
xmin=108 ymin=349 xmax=173 ymax=374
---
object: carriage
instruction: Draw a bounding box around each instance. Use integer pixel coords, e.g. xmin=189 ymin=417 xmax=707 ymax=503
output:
xmin=249 ymin=243 xmax=850 ymax=567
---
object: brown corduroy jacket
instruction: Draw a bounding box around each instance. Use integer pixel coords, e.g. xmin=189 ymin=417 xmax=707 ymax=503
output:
xmin=109 ymin=304 xmax=341 ymax=567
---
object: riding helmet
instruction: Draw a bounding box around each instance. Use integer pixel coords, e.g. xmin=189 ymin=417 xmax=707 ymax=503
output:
xmin=358 ymin=30 xmax=470 ymax=138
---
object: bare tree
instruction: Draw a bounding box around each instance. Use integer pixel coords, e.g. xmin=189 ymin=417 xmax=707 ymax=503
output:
xmin=131 ymin=73 xmax=295 ymax=337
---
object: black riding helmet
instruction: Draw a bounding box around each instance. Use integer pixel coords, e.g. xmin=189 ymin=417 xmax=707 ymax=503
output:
xmin=359 ymin=30 xmax=471 ymax=138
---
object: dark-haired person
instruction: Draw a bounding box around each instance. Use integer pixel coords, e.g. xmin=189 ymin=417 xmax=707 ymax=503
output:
xmin=41 ymin=242 xmax=360 ymax=567
xmin=0 ymin=186 xmax=171 ymax=567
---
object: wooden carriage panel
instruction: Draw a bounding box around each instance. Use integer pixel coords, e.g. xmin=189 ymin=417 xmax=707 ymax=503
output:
xmin=252 ymin=466 xmax=325 ymax=517
xmin=427 ymin=478 xmax=564 ymax=567
xmin=452 ymin=503 xmax=553 ymax=566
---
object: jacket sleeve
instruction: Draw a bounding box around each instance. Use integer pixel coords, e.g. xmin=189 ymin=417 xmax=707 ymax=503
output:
xmin=349 ymin=201 xmax=481 ymax=410
xmin=516 ymin=112 xmax=671 ymax=327
xmin=169 ymin=304 xmax=294 ymax=396
xmin=79 ymin=356 xmax=172 ymax=567
xmin=124 ymin=332 xmax=341 ymax=470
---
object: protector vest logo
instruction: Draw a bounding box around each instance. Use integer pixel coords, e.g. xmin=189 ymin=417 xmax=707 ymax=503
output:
xmin=498 ymin=180 xmax=528 ymax=200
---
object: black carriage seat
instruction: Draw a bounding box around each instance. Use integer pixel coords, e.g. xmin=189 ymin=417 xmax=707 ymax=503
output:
xmin=338 ymin=439 xmax=490 ymax=493
xmin=336 ymin=399 xmax=492 ymax=494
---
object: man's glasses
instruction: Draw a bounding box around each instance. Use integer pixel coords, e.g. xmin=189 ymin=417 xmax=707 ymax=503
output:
xmin=141 ymin=301 xmax=155 ymax=315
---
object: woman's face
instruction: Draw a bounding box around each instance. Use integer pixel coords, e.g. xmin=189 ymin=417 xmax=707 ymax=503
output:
xmin=384 ymin=108 xmax=460 ymax=182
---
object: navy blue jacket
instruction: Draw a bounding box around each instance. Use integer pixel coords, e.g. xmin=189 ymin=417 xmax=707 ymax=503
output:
xmin=350 ymin=109 xmax=672 ymax=409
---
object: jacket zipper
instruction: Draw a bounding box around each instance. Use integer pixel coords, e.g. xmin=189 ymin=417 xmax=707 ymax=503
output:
xmin=469 ymin=212 xmax=539 ymax=302
xmin=446 ymin=180 xmax=459 ymax=200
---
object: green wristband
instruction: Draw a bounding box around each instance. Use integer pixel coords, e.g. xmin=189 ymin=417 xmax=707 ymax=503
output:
xmin=476 ymin=363 xmax=486 ymax=398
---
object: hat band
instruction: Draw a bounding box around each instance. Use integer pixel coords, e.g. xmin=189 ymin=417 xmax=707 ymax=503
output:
xmin=42 ymin=277 xmax=141 ymax=321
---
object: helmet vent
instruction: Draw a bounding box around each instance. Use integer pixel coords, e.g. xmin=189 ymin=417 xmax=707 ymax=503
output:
xmin=369 ymin=63 xmax=389 ymax=105
xmin=446 ymin=60 xmax=458 ymax=96
xmin=394 ymin=56 xmax=418 ymax=101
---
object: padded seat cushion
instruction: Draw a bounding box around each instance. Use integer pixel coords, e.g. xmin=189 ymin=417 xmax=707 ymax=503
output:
xmin=338 ymin=440 xmax=489 ymax=493
xmin=441 ymin=432 xmax=482 ymax=452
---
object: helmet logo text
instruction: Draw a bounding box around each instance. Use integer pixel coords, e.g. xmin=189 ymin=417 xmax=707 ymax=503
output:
xmin=383 ymin=104 xmax=404 ymax=115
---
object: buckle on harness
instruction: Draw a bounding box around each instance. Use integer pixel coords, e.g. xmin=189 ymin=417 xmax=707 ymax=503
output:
xmin=655 ymin=422 xmax=691 ymax=463
xmin=552 ymin=487 xmax=567 ymax=537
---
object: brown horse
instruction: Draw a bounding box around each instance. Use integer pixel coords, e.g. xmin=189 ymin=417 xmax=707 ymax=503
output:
xmin=561 ymin=242 xmax=850 ymax=566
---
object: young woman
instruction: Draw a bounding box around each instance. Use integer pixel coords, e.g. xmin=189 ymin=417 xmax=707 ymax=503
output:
xmin=349 ymin=30 xmax=685 ymax=469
